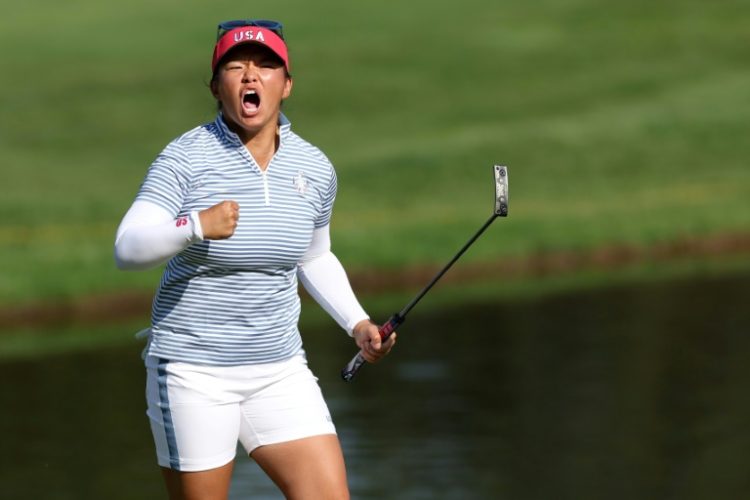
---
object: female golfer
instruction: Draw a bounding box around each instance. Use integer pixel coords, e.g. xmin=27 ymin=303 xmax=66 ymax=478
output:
xmin=115 ymin=19 xmax=395 ymax=499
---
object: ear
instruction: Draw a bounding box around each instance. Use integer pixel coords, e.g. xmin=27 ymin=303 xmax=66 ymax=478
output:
xmin=210 ymin=76 xmax=220 ymax=100
xmin=282 ymin=76 xmax=293 ymax=100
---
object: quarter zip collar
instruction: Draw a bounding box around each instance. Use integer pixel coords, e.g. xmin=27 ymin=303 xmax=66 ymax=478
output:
xmin=214 ymin=112 xmax=242 ymax=147
xmin=213 ymin=112 xmax=292 ymax=208
xmin=214 ymin=112 xmax=292 ymax=149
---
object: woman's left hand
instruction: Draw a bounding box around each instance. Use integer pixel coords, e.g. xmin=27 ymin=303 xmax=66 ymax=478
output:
xmin=352 ymin=319 xmax=397 ymax=363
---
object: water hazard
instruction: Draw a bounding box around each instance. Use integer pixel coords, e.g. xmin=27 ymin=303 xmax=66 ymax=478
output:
xmin=1 ymin=272 xmax=749 ymax=499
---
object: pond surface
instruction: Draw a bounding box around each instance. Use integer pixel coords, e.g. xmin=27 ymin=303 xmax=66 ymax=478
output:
xmin=1 ymin=272 xmax=749 ymax=499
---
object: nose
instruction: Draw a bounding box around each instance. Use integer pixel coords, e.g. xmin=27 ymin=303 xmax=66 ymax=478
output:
xmin=241 ymin=63 xmax=260 ymax=83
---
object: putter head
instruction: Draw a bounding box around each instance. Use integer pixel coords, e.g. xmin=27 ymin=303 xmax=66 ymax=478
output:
xmin=494 ymin=165 xmax=509 ymax=216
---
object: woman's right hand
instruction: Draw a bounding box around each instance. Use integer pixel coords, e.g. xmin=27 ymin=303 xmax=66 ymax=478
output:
xmin=199 ymin=200 xmax=239 ymax=240
xmin=352 ymin=319 xmax=397 ymax=363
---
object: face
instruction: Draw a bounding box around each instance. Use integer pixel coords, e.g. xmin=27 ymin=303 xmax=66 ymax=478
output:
xmin=211 ymin=44 xmax=292 ymax=142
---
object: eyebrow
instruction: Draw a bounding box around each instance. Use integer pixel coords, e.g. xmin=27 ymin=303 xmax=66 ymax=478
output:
xmin=223 ymin=53 xmax=282 ymax=66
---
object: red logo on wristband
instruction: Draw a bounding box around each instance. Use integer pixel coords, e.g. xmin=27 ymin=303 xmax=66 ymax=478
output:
xmin=176 ymin=217 xmax=188 ymax=227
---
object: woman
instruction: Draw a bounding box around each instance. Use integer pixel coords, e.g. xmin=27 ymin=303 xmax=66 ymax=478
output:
xmin=115 ymin=19 xmax=395 ymax=499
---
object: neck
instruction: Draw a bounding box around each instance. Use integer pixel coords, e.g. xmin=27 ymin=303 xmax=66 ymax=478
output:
xmin=243 ymin=126 xmax=279 ymax=171
xmin=222 ymin=114 xmax=280 ymax=171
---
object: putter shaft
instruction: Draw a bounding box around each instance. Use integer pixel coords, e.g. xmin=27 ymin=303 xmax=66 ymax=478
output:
xmin=341 ymin=166 xmax=508 ymax=382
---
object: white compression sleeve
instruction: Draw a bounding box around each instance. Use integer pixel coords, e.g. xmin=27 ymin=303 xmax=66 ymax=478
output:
xmin=114 ymin=200 xmax=203 ymax=270
xmin=298 ymin=226 xmax=369 ymax=336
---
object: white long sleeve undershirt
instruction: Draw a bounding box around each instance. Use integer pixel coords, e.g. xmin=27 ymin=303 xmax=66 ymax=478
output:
xmin=297 ymin=226 xmax=369 ymax=336
xmin=114 ymin=200 xmax=203 ymax=270
xmin=114 ymin=200 xmax=369 ymax=335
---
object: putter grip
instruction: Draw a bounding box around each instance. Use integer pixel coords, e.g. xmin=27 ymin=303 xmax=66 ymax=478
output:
xmin=341 ymin=314 xmax=402 ymax=382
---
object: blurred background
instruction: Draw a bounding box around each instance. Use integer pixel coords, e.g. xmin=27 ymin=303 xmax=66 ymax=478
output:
xmin=1 ymin=0 xmax=749 ymax=498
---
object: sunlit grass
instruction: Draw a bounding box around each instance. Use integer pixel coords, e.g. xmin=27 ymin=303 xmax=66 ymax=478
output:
xmin=1 ymin=0 xmax=749 ymax=303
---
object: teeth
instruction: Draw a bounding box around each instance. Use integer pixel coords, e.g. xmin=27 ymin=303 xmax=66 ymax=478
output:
xmin=242 ymin=89 xmax=259 ymax=112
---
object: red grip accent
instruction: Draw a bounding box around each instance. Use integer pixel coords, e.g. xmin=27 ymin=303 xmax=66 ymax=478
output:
xmin=379 ymin=321 xmax=395 ymax=339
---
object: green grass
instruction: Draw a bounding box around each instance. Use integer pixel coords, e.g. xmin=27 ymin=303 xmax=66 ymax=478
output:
xmin=1 ymin=0 xmax=749 ymax=304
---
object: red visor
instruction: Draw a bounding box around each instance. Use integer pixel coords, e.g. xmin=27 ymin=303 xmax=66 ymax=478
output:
xmin=211 ymin=27 xmax=289 ymax=73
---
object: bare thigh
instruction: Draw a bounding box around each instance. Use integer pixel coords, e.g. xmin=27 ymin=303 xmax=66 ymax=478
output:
xmin=160 ymin=461 xmax=234 ymax=500
xmin=251 ymin=434 xmax=349 ymax=500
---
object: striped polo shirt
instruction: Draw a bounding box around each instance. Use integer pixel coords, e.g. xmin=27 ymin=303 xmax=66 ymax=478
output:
xmin=136 ymin=113 xmax=336 ymax=365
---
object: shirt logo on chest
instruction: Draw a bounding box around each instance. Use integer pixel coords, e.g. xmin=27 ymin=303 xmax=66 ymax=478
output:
xmin=292 ymin=171 xmax=309 ymax=196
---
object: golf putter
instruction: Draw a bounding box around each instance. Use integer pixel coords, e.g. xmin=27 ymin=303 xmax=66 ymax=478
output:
xmin=341 ymin=165 xmax=509 ymax=381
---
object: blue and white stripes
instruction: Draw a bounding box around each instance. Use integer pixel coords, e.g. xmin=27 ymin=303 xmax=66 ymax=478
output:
xmin=137 ymin=114 xmax=337 ymax=365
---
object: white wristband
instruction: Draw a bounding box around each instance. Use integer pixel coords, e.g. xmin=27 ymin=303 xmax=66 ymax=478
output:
xmin=189 ymin=210 xmax=204 ymax=241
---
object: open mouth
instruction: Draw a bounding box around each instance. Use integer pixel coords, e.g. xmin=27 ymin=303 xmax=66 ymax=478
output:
xmin=242 ymin=90 xmax=260 ymax=113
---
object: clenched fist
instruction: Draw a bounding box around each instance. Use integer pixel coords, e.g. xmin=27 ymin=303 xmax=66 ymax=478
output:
xmin=199 ymin=200 xmax=239 ymax=240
